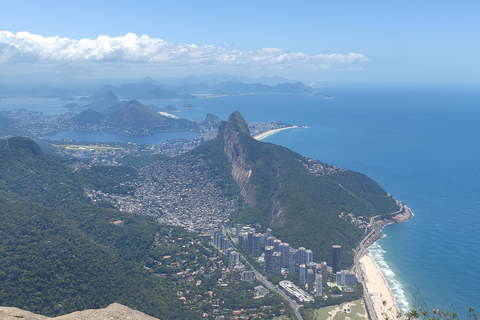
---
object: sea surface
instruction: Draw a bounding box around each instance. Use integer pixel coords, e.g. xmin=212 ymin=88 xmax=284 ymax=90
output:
xmin=164 ymin=85 xmax=480 ymax=317
xmin=8 ymin=84 xmax=480 ymax=316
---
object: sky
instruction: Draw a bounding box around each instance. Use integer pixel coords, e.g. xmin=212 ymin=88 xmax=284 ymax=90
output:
xmin=0 ymin=0 xmax=479 ymax=83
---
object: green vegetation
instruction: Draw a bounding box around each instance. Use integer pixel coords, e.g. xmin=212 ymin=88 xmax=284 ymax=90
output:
xmin=220 ymin=113 xmax=399 ymax=268
xmin=302 ymin=299 xmax=367 ymax=320
xmin=0 ymin=137 xmax=294 ymax=319
xmin=77 ymin=164 xmax=138 ymax=195
xmin=0 ymin=137 xmax=197 ymax=319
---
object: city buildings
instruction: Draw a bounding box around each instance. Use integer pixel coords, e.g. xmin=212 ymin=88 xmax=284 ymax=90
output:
xmin=307 ymin=269 xmax=315 ymax=291
xmin=279 ymin=281 xmax=314 ymax=303
xmin=230 ymin=251 xmax=240 ymax=264
xmin=299 ymin=264 xmax=306 ymax=284
xmin=272 ymin=252 xmax=282 ymax=276
xmin=305 ymin=249 xmax=313 ymax=265
xmin=288 ymin=249 xmax=297 ymax=273
xmin=252 ymin=233 xmax=261 ymax=257
xmin=316 ymin=274 xmax=323 ymax=297
xmin=332 ymin=245 xmax=342 ymax=274
xmin=279 ymin=243 xmax=290 ymax=268
xmin=320 ymin=262 xmax=328 ymax=283
xmin=264 ymin=246 xmax=274 ymax=273
xmin=336 ymin=271 xmax=357 ymax=288
xmin=234 ymin=223 xmax=326 ymax=289
xmin=242 ymin=271 xmax=255 ymax=282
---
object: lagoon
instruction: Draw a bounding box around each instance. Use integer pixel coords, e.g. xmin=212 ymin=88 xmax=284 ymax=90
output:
xmin=43 ymin=130 xmax=198 ymax=144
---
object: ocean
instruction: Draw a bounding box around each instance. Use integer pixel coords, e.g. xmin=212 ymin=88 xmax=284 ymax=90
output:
xmin=7 ymin=84 xmax=480 ymax=316
xmin=168 ymin=85 xmax=480 ymax=317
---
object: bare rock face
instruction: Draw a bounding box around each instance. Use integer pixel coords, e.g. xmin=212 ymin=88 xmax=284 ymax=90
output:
xmin=0 ymin=306 xmax=49 ymax=320
xmin=220 ymin=112 xmax=256 ymax=205
xmin=0 ymin=303 xmax=159 ymax=320
xmin=269 ymin=192 xmax=285 ymax=227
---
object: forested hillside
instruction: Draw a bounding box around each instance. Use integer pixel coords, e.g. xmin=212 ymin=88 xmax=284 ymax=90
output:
xmin=201 ymin=112 xmax=399 ymax=267
xmin=0 ymin=137 xmax=198 ymax=319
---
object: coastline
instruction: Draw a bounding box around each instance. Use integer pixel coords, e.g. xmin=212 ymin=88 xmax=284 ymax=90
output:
xmin=358 ymin=202 xmax=413 ymax=320
xmin=253 ymin=126 xmax=300 ymax=140
xmin=360 ymin=254 xmax=400 ymax=320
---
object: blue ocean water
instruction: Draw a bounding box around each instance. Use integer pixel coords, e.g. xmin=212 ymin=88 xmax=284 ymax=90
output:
xmin=169 ymin=85 xmax=480 ymax=317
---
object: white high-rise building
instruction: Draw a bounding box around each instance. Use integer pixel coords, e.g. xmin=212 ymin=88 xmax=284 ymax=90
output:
xmin=305 ymin=249 xmax=313 ymax=265
xmin=299 ymin=264 xmax=306 ymax=284
xmin=316 ymin=274 xmax=323 ymax=297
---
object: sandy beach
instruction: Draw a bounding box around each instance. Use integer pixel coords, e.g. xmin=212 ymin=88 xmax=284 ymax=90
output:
xmin=360 ymin=254 xmax=400 ymax=320
xmin=253 ymin=126 xmax=299 ymax=140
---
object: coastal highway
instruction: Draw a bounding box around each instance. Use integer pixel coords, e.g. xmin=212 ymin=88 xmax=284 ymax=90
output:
xmin=227 ymin=233 xmax=304 ymax=320
xmin=353 ymin=201 xmax=408 ymax=320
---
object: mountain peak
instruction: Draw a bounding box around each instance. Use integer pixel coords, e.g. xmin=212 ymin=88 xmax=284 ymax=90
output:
xmin=227 ymin=111 xmax=251 ymax=136
xmin=218 ymin=111 xmax=256 ymax=205
xmin=125 ymin=99 xmax=144 ymax=109
xmin=103 ymin=90 xmax=119 ymax=105
xmin=1 ymin=137 xmax=43 ymax=157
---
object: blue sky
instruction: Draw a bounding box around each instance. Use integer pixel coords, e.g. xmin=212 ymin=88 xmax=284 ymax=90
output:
xmin=1 ymin=0 xmax=479 ymax=83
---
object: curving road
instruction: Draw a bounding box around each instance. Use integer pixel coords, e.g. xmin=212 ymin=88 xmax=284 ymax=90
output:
xmin=227 ymin=232 xmax=304 ymax=320
xmin=353 ymin=201 xmax=407 ymax=320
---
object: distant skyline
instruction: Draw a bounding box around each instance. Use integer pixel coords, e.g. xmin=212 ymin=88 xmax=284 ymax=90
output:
xmin=1 ymin=0 xmax=479 ymax=83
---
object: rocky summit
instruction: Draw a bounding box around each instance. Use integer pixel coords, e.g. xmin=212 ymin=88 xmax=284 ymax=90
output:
xmin=0 ymin=303 xmax=158 ymax=320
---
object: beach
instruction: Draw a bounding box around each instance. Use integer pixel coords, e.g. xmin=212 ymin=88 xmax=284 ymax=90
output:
xmin=253 ymin=126 xmax=299 ymax=140
xmin=360 ymin=254 xmax=400 ymax=320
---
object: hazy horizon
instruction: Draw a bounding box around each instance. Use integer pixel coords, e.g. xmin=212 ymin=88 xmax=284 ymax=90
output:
xmin=1 ymin=0 xmax=479 ymax=84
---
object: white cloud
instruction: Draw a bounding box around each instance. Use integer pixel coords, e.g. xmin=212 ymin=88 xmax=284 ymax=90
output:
xmin=0 ymin=31 xmax=369 ymax=69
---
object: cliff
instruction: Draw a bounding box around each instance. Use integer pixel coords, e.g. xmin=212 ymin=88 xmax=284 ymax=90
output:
xmin=218 ymin=111 xmax=256 ymax=205
xmin=215 ymin=111 xmax=400 ymax=267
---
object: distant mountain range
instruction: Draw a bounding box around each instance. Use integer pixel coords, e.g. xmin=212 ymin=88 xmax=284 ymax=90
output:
xmin=72 ymin=91 xmax=197 ymax=133
xmin=0 ymin=73 xmax=317 ymax=99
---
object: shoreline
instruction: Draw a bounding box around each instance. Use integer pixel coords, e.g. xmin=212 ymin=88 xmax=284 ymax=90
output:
xmin=360 ymin=254 xmax=401 ymax=320
xmin=357 ymin=202 xmax=413 ymax=320
xmin=253 ymin=126 xmax=300 ymax=140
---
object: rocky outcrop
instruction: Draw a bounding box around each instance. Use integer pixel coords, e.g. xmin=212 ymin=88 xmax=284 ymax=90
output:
xmin=269 ymin=192 xmax=285 ymax=227
xmin=220 ymin=111 xmax=256 ymax=205
xmin=203 ymin=113 xmax=221 ymax=128
xmin=0 ymin=303 xmax=159 ymax=320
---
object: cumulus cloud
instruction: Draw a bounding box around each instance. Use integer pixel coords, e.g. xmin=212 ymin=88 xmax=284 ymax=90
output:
xmin=0 ymin=31 xmax=369 ymax=69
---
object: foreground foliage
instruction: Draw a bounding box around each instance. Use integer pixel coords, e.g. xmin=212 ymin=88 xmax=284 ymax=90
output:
xmin=0 ymin=138 xmax=198 ymax=318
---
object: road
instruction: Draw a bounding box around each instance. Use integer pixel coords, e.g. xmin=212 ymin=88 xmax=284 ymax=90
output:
xmin=251 ymin=268 xmax=304 ymax=320
xmin=227 ymin=232 xmax=304 ymax=320
xmin=353 ymin=201 xmax=407 ymax=320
